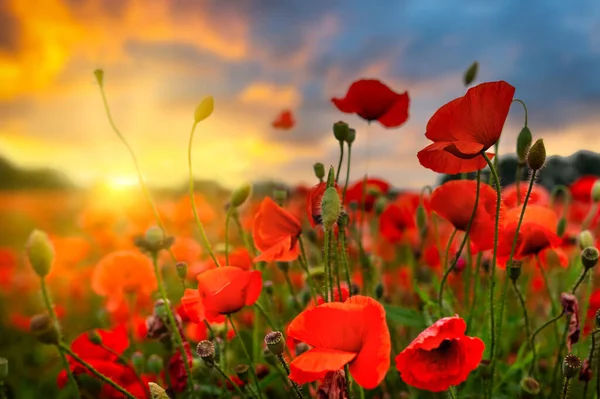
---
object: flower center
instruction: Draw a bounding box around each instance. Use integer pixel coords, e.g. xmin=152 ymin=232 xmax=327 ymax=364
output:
xmin=436 ymin=339 xmax=454 ymax=354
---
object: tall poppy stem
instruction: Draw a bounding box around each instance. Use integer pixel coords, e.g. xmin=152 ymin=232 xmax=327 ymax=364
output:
xmin=529 ymin=310 xmax=565 ymax=375
xmin=59 ymin=343 xmax=137 ymax=399
xmin=342 ymin=143 xmax=352 ymax=202
xmin=536 ymin=255 xmax=560 ymax=342
xmin=339 ymin=228 xmax=352 ymax=297
xmin=511 ymin=280 xmax=532 ymax=353
xmin=151 ymin=254 xmax=193 ymax=391
xmin=336 ymin=141 xmax=344 ymax=182
xmin=323 ymin=230 xmax=334 ymax=302
xmin=213 ymin=364 xmax=248 ymax=399
xmin=438 ymin=228 xmax=457 ymax=314
xmin=298 ymin=237 xmax=318 ymax=303
xmin=583 ymin=329 xmax=599 ymax=398
xmin=187 ymin=122 xmax=221 ymax=267
xmin=465 ymin=252 xmax=483 ymax=335
xmin=277 ymin=355 xmax=304 ymax=399
xmin=344 ymin=364 xmax=353 ymax=399
xmin=224 ymin=207 xmax=233 ymax=265
xmin=582 ymin=202 xmax=599 ymax=231
xmin=227 ymin=316 xmax=263 ymax=399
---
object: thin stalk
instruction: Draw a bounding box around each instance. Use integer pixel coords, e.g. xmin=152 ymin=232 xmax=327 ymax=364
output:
xmin=344 ymin=364 xmax=353 ymax=399
xmin=511 ymin=280 xmax=532 ymax=354
xmin=298 ymin=237 xmax=318 ymax=302
xmin=324 ymin=230 xmax=333 ymax=302
xmin=438 ymin=228 xmax=458 ymax=315
xmin=214 ymin=364 xmax=248 ymax=399
xmin=277 ymin=355 xmax=304 ymax=399
xmin=465 ymin=253 xmax=483 ymax=334
xmin=513 ymin=99 xmax=529 ymax=126
xmin=529 ymin=310 xmax=565 ymax=375
xmin=225 ymin=208 xmax=233 ymax=265
xmin=59 ymin=343 xmax=137 ymax=399
xmin=100 ymin=345 xmax=148 ymax=397
xmin=560 ymin=378 xmax=571 ymax=399
xmin=582 ymin=202 xmax=599 ymax=231
xmin=227 ymin=316 xmax=263 ymax=399
xmin=233 ymin=211 xmax=256 ymax=256
xmin=283 ymin=270 xmax=302 ymax=313
xmin=187 ymin=122 xmax=220 ymax=267
xmin=339 ymin=230 xmax=352 ymax=297
xmin=336 ymin=141 xmax=344 ymax=182
xmin=583 ymin=330 xmax=598 ymax=398
xmin=203 ymin=319 xmax=217 ymax=340
xmin=448 ymin=386 xmax=458 ymax=399
xmin=342 ymin=144 xmax=352 ymax=202
xmin=536 ymin=256 xmax=560 ymax=342
xmin=334 ymin=239 xmax=343 ymax=300
xmin=572 ymin=268 xmax=589 ymax=294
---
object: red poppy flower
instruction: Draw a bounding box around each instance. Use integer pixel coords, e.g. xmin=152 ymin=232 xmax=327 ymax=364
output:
xmin=169 ymin=342 xmax=194 ymax=393
xmin=379 ymin=193 xmax=421 ymax=243
xmin=395 ymin=316 xmax=484 ymax=392
xmin=430 ymin=180 xmax=499 ymax=251
xmin=417 ymin=81 xmax=515 ymax=174
xmin=332 ymin=79 xmax=410 ymax=128
xmin=497 ymin=205 xmax=562 ymax=261
xmin=344 ymin=178 xmax=391 ymax=212
xmin=307 ymin=182 xmax=342 ymax=228
xmin=183 ymin=266 xmax=262 ymax=321
xmin=570 ymin=175 xmax=599 ymax=202
xmin=272 ymin=110 xmax=295 ymax=130
xmin=502 ymin=183 xmax=550 ymax=209
xmin=252 ymin=197 xmax=302 ymax=262
xmin=287 ymin=295 xmax=390 ymax=389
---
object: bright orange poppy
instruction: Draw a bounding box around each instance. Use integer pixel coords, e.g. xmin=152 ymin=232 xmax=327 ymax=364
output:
xmin=252 ymin=197 xmax=302 ymax=262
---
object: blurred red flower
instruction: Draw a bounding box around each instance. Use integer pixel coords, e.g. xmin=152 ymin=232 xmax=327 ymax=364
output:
xmin=570 ymin=175 xmax=599 ymax=202
xmin=395 ymin=316 xmax=484 ymax=392
xmin=272 ymin=110 xmax=295 ymax=130
xmin=332 ymin=79 xmax=410 ymax=128
xmin=417 ymin=81 xmax=515 ymax=174
xmin=253 ymin=197 xmax=302 ymax=262
xmin=344 ymin=178 xmax=391 ymax=212
xmin=379 ymin=193 xmax=422 ymax=243
xmin=502 ymin=183 xmax=550 ymax=209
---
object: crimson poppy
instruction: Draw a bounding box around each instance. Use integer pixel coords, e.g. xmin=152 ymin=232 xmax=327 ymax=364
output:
xmin=379 ymin=193 xmax=421 ymax=243
xmin=502 ymin=183 xmax=550 ymax=209
xmin=253 ymin=197 xmax=302 ymax=262
xmin=345 ymin=178 xmax=391 ymax=212
xmin=168 ymin=342 xmax=194 ymax=393
xmin=287 ymin=295 xmax=390 ymax=389
xmin=395 ymin=316 xmax=484 ymax=392
xmin=272 ymin=110 xmax=295 ymax=130
xmin=570 ymin=175 xmax=599 ymax=202
xmin=417 ymin=81 xmax=515 ymax=174
xmin=332 ymin=79 xmax=410 ymax=128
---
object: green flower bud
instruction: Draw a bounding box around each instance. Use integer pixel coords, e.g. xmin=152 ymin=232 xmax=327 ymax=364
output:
xmin=154 ymin=299 xmax=169 ymax=319
xmin=273 ymin=188 xmax=287 ymax=205
xmin=230 ymin=183 xmax=252 ymax=208
xmin=30 ymin=314 xmax=58 ymax=345
xmin=196 ymin=340 xmax=215 ymax=365
xmin=0 ymin=358 xmax=7 ymax=380
xmin=562 ymin=354 xmax=582 ymax=379
xmin=265 ymin=331 xmax=285 ymax=356
xmin=147 ymin=354 xmax=163 ymax=374
xmin=93 ymin=69 xmax=104 ymax=87
xmin=333 ymin=121 xmax=350 ymax=142
xmin=557 ymin=217 xmax=567 ymax=237
xmin=526 ymin=139 xmax=546 ymax=171
xmin=579 ymin=230 xmax=595 ymax=250
xmin=26 ymin=230 xmax=54 ymax=278
xmin=519 ymin=376 xmax=540 ymax=397
xmin=508 ymin=260 xmax=522 ymax=281
xmin=145 ymin=226 xmax=165 ymax=248
xmin=194 ymin=96 xmax=214 ymax=123
xmin=326 ymin=166 xmax=335 ymax=187
xmin=149 ymin=382 xmax=170 ymax=399
xmin=582 ymin=247 xmax=599 ymax=269
xmin=463 ymin=61 xmax=479 ymax=86
xmin=516 ymin=126 xmax=533 ymax=162
xmin=416 ymin=204 xmax=427 ymax=232
xmin=234 ymin=364 xmax=249 ymax=384
xmin=346 ymin=128 xmax=356 ymax=145
xmin=88 ymin=330 xmax=102 ymax=346
xmin=131 ymin=351 xmax=145 ymax=374
xmin=176 ymin=262 xmax=188 ymax=280
xmin=374 ymin=197 xmax=388 ymax=216
xmin=321 ymin=186 xmax=341 ymax=230
xmin=592 ymin=180 xmax=600 ymax=203
xmin=313 ymin=163 xmax=325 ymax=181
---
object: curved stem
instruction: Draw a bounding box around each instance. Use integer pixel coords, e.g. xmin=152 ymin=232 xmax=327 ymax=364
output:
xmin=59 ymin=343 xmax=137 ymax=399
xmin=572 ymin=268 xmax=589 ymax=295
xmin=277 ymin=355 xmax=304 ymax=399
xmin=465 ymin=253 xmax=483 ymax=334
xmin=536 ymin=256 xmax=560 ymax=342
xmin=438 ymin=228 xmax=458 ymax=315
xmin=298 ymin=237 xmax=318 ymax=302
xmin=344 ymin=364 xmax=353 ymax=399
xmin=342 ymin=144 xmax=352 ymax=203
xmin=187 ymin=122 xmax=220 ymax=267
xmin=512 ymin=280 xmax=532 ymax=355
xmin=512 ymin=99 xmax=529 ymax=126
xmin=529 ymin=310 xmax=565 ymax=375
xmin=214 ymin=363 xmax=249 ymax=399
xmin=225 ymin=208 xmax=233 ymax=265
xmin=227 ymin=316 xmax=263 ymax=399
xmin=582 ymin=202 xmax=599 ymax=231
xmin=336 ymin=141 xmax=344 ymax=182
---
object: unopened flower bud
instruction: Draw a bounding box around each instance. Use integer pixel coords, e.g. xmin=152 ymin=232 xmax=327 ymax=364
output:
xmin=132 ymin=351 xmax=144 ymax=374
xmin=592 ymin=180 xmax=600 ymax=203
xmin=154 ymin=299 xmax=170 ymax=319
xmin=145 ymin=226 xmax=165 ymax=248
xmin=194 ymin=96 xmax=214 ymax=123
xmin=264 ymin=281 xmax=274 ymax=296
xmin=196 ymin=340 xmax=215 ymax=365
xmin=231 ymin=183 xmax=252 ymax=208
xmin=0 ymin=358 xmax=7 ymax=380
xmin=519 ymin=376 xmax=540 ymax=397
xmin=30 ymin=314 xmax=58 ymax=345
xmin=321 ymin=186 xmax=341 ymax=230
xmin=508 ymin=260 xmax=522 ymax=281
xmin=88 ymin=330 xmax=102 ymax=345
xmin=374 ymin=197 xmax=387 ymax=216
xmin=94 ymin=69 xmax=104 ymax=87
xmin=234 ymin=364 xmax=249 ymax=384
xmin=313 ymin=163 xmax=325 ymax=181
xmin=416 ymin=204 xmax=427 ymax=232
xmin=273 ymin=188 xmax=287 ymax=205
xmin=375 ymin=283 xmax=384 ymax=300
xmin=556 ymin=217 xmax=567 ymax=237
xmin=582 ymin=247 xmax=599 ymax=269
xmin=295 ymin=342 xmax=309 ymax=357
xmin=176 ymin=262 xmax=188 ymax=280
xmin=149 ymin=382 xmax=170 ymax=399
xmin=346 ymin=128 xmax=356 ymax=145
xmin=338 ymin=212 xmax=349 ymax=228
xmin=526 ymin=139 xmax=546 ymax=171
xmin=147 ymin=354 xmax=163 ymax=374
xmin=516 ymin=126 xmax=533 ymax=163
xmin=26 ymin=230 xmax=54 ymax=278
xmin=580 ymin=230 xmax=595 ymax=250
xmin=265 ymin=331 xmax=285 ymax=356
xmin=563 ymin=354 xmax=582 ymax=379
xmin=463 ymin=61 xmax=479 ymax=86
xmin=333 ymin=121 xmax=350 ymax=142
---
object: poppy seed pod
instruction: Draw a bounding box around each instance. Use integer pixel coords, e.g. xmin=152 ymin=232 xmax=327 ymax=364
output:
xmin=146 ymin=354 xmax=163 ymax=374
xmin=26 ymin=230 xmax=54 ymax=278
xmin=313 ymin=162 xmax=325 ymax=181
xmin=346 ymin=128 xmax=356 ymax=145
xmin=194 ymin=96 xmax=214 ymax=123
xmin=582 ymin=247 xmax=599 ymax=269
xmin=519 ymin=376 xmax=540 ymax=398
xmin=592 ymin=180 xmax=600 ymax=203
xmin=93 ymin=69 xmax=104 ymax=87
xmin=148 ymin=382 xmax=170 ymax=399
xmin=265 ymin=331 xmax=285 ymax=356
xmin=321 ymin=186 xmax=341 ymax=230
xmin=145 ymin=226 xmax=165 ymax=247
xmin=30 ymin=314 xmax=58 ymax=345
xmin=508 ymin=260 xmax=522 ymax=281
xmin=333 ymin=121 xmax=350 ymax=142
xmin=516 ymin=126 xmax=533 ymax=163
xmin=176 ymin=262 xmax=188 ymax=280
xmin=87 ymin=330 xmax=102 ymax=345
xmin=196 ymin=340 xmax=215 ymax=365
xmin=463 ymin=61 xmax=479 ymax=86
xmin=234 ymin=364 xmax=250 ymax=384
xmin=563 ymin=354 xmax=582 ymax=379
xmin=131 ymin=351 xmax=144 ymax=374
xmin=526 ymin=139 xmax=546 ymax=171
xmin=230 ymin=183 xmax=252 ymax=208
xmin=0 ymin=357 xmax=7 ymax=380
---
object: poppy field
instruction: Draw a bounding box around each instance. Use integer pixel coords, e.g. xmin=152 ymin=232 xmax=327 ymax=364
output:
xmin=3 ymin=63 xmax=600 ymax=399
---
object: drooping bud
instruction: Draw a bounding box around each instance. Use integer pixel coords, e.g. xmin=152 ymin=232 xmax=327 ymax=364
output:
xmin=88 ymin=330 xmax=102 ymax=346
xmin=346 ymin=128 xmax=356 ymax=145
xmin=132 ymin=351 xmax=145 ymax=374
xmin=176 ymin=262 xmax=188 ymax=280
xmin=416 ymin=204 xmax=427 ymax=232
xmin=196 ymin=340 xmax=215 ymax=365
xmin=508 ymin=260 xmax=522 ymax=281
xmin=0 ymin=358 xmax=7 ymax=380
xmin=321 ymin=186 xmax=341 ymax=230
xmin=265 ymin=331 xmax=285 ymax=356
xmin=194 ymin=96 xmax=214 ymax=123
xmin=556 ymin=217 xmax=567 ymax=237
xmin=26 ymin=230 xmax=55 ymax=278
xmin=582 ymin=247 xmax=599 ymax=269
xmin=592 ymin=180 xmax=600 ymax=203
xmin=93 ymin=69 xmax=104 ymax=87
xmin=463 ymin=61 xmax=479 ymax=86
xmin=562 ymin=354 xmax=582 ymax=379
xmin=519 ymin=376 xmax=540 ymax=398
xmin=273 ymin=188 xmax=287 ymax=205
xmin=313 ymin=163 xmax=325 ymax=181
xmin=147 ymin=354 xmax=163 ymax=374
xmin=526 ymin=139 xmax=546 ymax=171
xmin=333 ymin=121 xmax=350 ymax=142
xmin=516 ymin=126 xmax=533 ymax=163
xmin=579 ymin=230 xmax=595 ymax=250
xmin=234 ymin=364 xmax=249 ymax=384
xmin=148 ymin=382 xmax=170 ymax=399
xmin=374 ymin=197 xmax=388 ymax=216
xmin=30 ymin=314 xmax=58 ymax=345
xmin=231 ymin=183 xmax=252 ymax=208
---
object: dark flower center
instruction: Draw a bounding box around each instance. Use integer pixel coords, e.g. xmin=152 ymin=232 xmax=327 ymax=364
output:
xmin=436 ymin=339 xmax=454 ymax=354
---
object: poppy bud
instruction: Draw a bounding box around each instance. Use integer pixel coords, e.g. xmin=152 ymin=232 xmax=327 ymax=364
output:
xmin=592 ymin=180 xmax=600 ymax=203
xmin=519 ymin=376 xmax=540 ymax=398
xmin=579 ymin=230 xmax=595 ymax=250
xmin=196 ymin=340 xmax=215 ymax=365
xmin=463 ymin=61 xmax=479 ymax=86
xmin=333 ymin=121 xmax=350 ymax=142
xmin=313 ymin=163 xmax=325 ymax=181
xmin=321 ymin=186 xmax=341 ymax=230
xmin=264 ymin=281 xmax=274 ymax=296
xmin=582 ymin=247 xmax=599 ymax=269
xmin=147 ymin=354 xmax=163 ymax=374
xmin=526 ymin=139 xmax=546 ymax=171
xmin=374 ymin=197 xmax=387 ymax=216
xmin=295 ymin=342 xmax=309 ymax=357
xmin=132 ymin=351 xmax=144 ymax=374
xmin=557 ymin=217 xmax=567 ymax=237
xmin=375 ymin=283 xmax=384 ymax=300
xmin=234 ymin=364 xmax=249 ymax=384
xmin=94 ymin=69 xmax=104 ymax=87
xmin=26 ymin=230 xmax=55 ymax=278
xmin=88 ymin=330 xmax=102 ymax=346
xmin=145 ymin=226 xmax=165 ymax=247
xmin=148 ymin=382 xmax=170 ymax=399
xmin=508 ymin=260 xmax=522 ymax=281
xmin=30 ymin=314 xmax=58 ymax=345
xmin=596 ymin=311 xmax=600 ymax=328
xmin=416 ymin=204 xmax=427 ymax=232
xmin=154 ymin=299 xmax=170 ymax=319
xmin=562 ymin=354 xmax=582 ymax=379
xmin=176 ymin=262 xmax=188 ymax=280
xmin=338 ymin=211 xmax=349 ymax=228
xmin=516 ymin=126 xmax=533 ymax=163
xmin=346 ymin=128 xmax=356 ymax=145
xmin=277 ymin=262 xmax=291 ymax=273
xmin=273 ymin=188 xmax=287 ymax=205
xmin=265 ymin=331 xmax=285 ymax=356
xmin=194 ymin=96 xmax=214 ymax=123
xmin=351 ymin=283 xmax=360 ymax=295
xmin=231 ymin=183 xmax=252 ymax=208
xmin=0 ymin=358 xmax=7 ymax=380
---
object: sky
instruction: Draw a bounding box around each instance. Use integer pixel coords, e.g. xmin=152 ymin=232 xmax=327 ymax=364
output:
xmin=2 ymin=0 xmax=600 ymax=190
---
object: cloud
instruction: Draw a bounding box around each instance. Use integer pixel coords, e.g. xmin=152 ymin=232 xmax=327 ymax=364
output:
xmin=238 ymin=82 xmax=302 ymax=108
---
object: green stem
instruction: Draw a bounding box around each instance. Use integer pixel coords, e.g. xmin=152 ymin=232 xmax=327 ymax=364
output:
xmin=448 ymin=386 xmax=458 ymax=399
xmin=572 ymin=268 xmax=589 ymax=295
xmin=336 ymin=141 xmax=344 ymax=182
xmin=512 ymin=99 xmax=529 ymax=126
xmin=214 ymin=363 xmax=248 ymax=399
xmin=151 ymin=254 xmax=193 ymax=391
xmin=560 ymin=378 xmax=571 ymax=399
xmin=324 ymin=230 xmax=333 ymax=302
xmin=277 ymin=355 xmax=304 ymax=399
xmin=465 ymin=253 xmax=483 ymax=334
xmin=283 ymin=270 xmax=302 ymax=313
xmin=583 ymin=330 xmax=598 ymax=398
xmin=298 ymin=237 xmax=318 ymax=302
xmin=529 ymin=310 xmax=565 ymax=375
xmin=339 ymin=229 xmax=352 ymax=297
xmin=438 ymin=228 xmax=458 ymax=315
xmin=225 ymin=208 xmax=233 ymax=265
xmin=342 ymin=144 xmax=352 ymax=203
xmin=59 ymin=343 xmax=137 ymax=399
xmin=512 ymin=280 xmax=532 ymax=355
xmin=582 ymin=202 xmax=599 ymax=231
xmin=187 ymin=122 xmax=220 ymax=267
xmin=344 ymin=364 xmax=353 ymax=399
xmin=227 ymin=316 xmax=263 ymax=399
xmin=40 ymin=278 xmax=81 ymax=399
xmin=536 ymin=256 xmax=560 ymax=342
xmin=233 ymin=211 xmax=256 ymax=256
xmin=100 ymin=344 xmax=148 ymax=397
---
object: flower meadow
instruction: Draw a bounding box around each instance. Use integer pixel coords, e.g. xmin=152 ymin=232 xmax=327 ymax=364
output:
xmin=3 ymin=64 xmax=600 ymax=399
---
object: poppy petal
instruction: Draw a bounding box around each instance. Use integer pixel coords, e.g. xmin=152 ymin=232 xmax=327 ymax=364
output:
xmin=417 ymin=142 xmax=491 ymax=174
xmin=289 ymin=347 xmax=357 ymax=385
xmin=377 ymin=92 xmax=410 ymax=128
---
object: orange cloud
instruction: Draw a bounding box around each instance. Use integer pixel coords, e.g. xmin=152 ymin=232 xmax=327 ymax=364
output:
xmin=239 ymin=82 xmax=302 ymax=108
